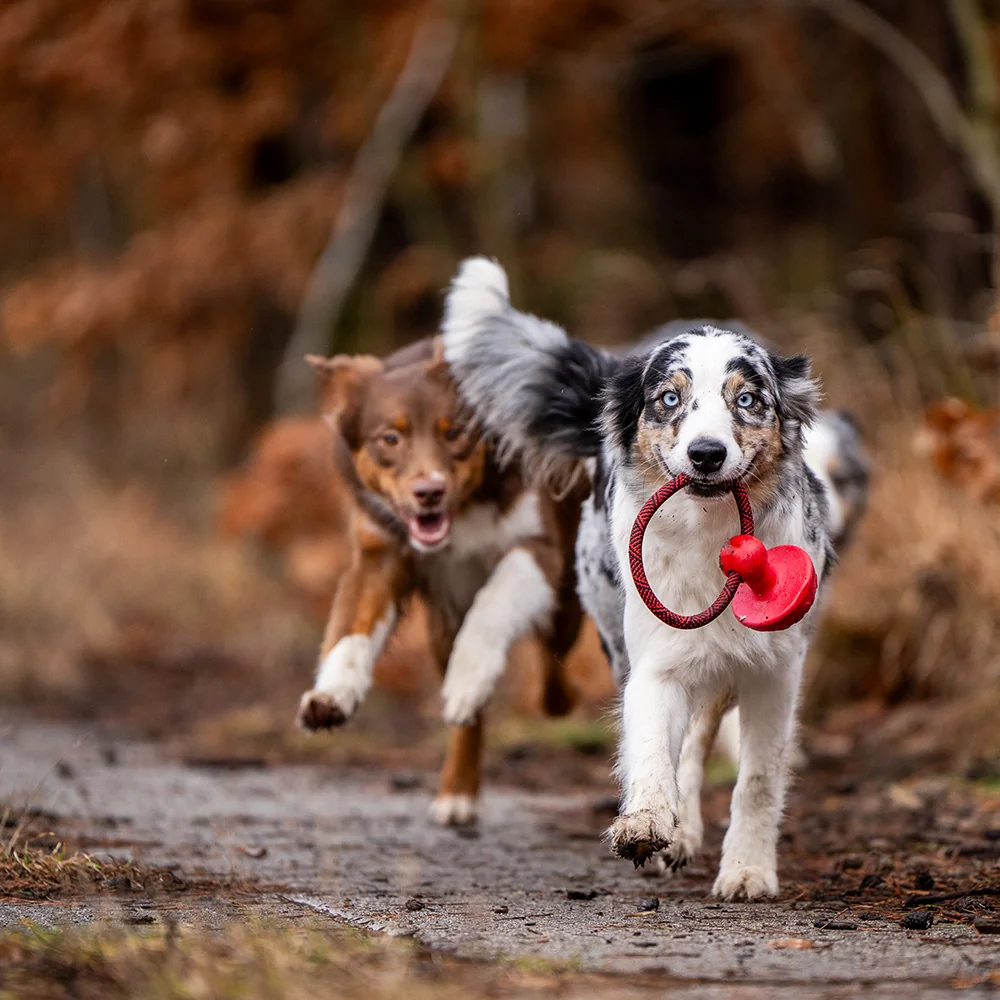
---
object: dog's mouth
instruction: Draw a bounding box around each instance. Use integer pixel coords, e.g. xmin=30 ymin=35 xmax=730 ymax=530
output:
xmin=658 ymin=446 xmax=759 ymax=499
xmin=686 ymin=480 xmax=732 ymax=499
xmin=406 ymin=511 xmax=452 ymax=550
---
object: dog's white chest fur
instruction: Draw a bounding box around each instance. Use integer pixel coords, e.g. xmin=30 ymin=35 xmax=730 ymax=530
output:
xmin=609 ymin=481 xmax=815 ymax=681
xmin=416 ymin=492 xmax=544 ymax=628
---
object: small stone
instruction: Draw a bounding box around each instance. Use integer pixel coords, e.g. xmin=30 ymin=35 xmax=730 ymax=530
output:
xmin=900 ymin=909 xmax=934 ymax=931
xmin=404 ymin=898 xmax=425 ymax=912
xmin=567 ymin=889 xmax=598 ymax=901
xmin=493 ymin=905 xmax=508 ymax=914
xmin=389 ymin=773 xmax=422 ymax=791
xmin=636 ymin=897 xmax=660 ymax=912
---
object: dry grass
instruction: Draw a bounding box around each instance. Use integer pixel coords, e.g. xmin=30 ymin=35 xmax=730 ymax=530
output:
xmin=1 ymin=807 xmax=103 ymax=899
xmin=0 ymin=919 xmax=671 ymax=1000
xmin=0 ymin=807 xmax=192 ymax=901
xmin=774 ymin=317 xmax=1000 ymax=762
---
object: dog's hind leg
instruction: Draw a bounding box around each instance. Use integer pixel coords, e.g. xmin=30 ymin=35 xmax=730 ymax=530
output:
xmin=539 ymin=550 xmax=584 ymax=717
xmin=667 ymin=689 xmax=733 ymax=870
xmin=713 ymin=651 xmax=804 ymax=901
xmin=431 ymin=717 xmax=484 ymax=827
xmin=427 ymin=610 xmax=482 ymax=826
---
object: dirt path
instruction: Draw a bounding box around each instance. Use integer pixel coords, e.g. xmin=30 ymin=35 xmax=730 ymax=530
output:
xmin=2 ymin=716 xmax=998 ymax=997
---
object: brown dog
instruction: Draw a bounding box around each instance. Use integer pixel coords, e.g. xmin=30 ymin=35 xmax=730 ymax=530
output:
xmin=296 ymin=338 xmax=586 ymax=824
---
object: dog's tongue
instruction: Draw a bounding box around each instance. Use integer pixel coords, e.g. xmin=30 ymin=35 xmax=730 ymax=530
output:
xmin=408 ymin=512 xmax=451 ymax=548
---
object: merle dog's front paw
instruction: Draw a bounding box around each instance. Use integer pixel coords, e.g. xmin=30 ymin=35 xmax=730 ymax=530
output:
xmin=712 ymin=863 xmax=778 ymax=901
xmin=296 ymin=691 xmax=350 ymax=730
xmin=608 ymin=810 xmax=676 ymax=868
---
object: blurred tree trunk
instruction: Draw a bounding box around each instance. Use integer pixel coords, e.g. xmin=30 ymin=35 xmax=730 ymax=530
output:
xmin=869 ymin=0 xmax=993 ymax=320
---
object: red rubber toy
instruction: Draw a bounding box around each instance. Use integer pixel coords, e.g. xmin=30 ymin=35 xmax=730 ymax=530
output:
xmin=628 ymin=473 xmax=818 ymax=632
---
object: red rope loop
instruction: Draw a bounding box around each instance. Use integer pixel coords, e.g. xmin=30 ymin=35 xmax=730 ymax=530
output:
xmin=628 ymin=474 xmax=754 ymax=630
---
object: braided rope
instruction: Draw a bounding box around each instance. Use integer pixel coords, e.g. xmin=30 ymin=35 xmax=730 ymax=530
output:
xmin=627 ymin=474 xmax=754 ymax=630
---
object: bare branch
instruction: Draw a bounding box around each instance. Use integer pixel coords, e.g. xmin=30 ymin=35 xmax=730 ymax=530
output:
xmin=275 ymin=8 xmax=461 ymax=414
xmin=804 ymin=0 xmax=1000 ymax=219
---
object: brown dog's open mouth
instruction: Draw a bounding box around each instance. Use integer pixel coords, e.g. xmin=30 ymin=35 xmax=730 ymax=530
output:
xmin=407 ymin=512 xmax=452 ymax=549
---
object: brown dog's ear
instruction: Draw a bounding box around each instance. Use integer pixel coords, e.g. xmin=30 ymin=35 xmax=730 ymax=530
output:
xmin=306 ymin=353 xmax=383 ymax=448
xmin=425 ymin=336 xmax=452 ymax=381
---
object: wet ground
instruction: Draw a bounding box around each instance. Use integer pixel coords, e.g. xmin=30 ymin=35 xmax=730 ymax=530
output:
xmin=1 ymin=715 xmax=998 ymax=998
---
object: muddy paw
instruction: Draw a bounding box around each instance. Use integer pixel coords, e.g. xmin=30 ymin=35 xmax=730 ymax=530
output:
xmin=428 ymin=794 xmax=478 ymax=827
xmin=712 ymin=863 xmax=778 ymax=901
xmin=661 ymin=825 xmax=702 ymax=872
xmin=608 ymin=810 xmax=675 ymax=868
xmin=296 ymin=691 xmax=349 ymax=730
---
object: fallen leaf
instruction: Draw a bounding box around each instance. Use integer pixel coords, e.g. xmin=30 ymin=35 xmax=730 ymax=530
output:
xmin=951 ymin=970 xmax=1000 ymax=989
xmin=888 ymin=784 xmax=922 ymax=810
xmin=767 ymin=938 xmax=815 ymax=950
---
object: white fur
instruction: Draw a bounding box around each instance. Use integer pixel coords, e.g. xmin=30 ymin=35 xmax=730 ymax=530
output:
xmin=443 ymin=256 xmax=583 ymax=477
xmin=447 ymin=493 xmax=544 ymax=560
xmin=803 ymin=419 xmax=844 ymax=542
xmin=442 ymin=258 xmax=510 ymax=345
xmin=428 ymin=793 xmax=477 ymax=826
xmin=651 ymin=331 xmax=749 ymax=482
xmin=441 ymin=548 xmax=555 ymax=725
xmin=714 ymin=707 xmax=742 ymax=766
xmin=302 ymin=606 xmax=397 ymax=719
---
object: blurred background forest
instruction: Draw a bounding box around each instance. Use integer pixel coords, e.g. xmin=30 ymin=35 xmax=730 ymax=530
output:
xmin=3 ymin=0 xmax=1000 ymax=775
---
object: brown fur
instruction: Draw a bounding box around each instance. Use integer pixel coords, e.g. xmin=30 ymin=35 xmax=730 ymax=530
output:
xmin=297 ymin=337 xmax=588 ymax=816
xmin=724 ymin=373 xmax=784 ymax=508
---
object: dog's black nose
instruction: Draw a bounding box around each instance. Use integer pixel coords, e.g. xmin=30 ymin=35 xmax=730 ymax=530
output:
xmin=687 ymin=438 xmax=728 ymax=474
xmin=412 ymin=480 xmax=445 ymax=508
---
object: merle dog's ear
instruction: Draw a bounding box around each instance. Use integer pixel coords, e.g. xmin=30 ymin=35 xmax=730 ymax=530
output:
xmin=306 ymin=353 xmax=383 ymax=448
xmin=601 ymin=355 xmax=646 ymax=454
xmin=771 ymin=353 xmax=819 ymax=428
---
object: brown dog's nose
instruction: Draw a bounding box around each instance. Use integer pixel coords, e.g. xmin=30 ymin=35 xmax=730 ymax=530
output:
xmin=412 ymin=480 xmax=445 ymax=508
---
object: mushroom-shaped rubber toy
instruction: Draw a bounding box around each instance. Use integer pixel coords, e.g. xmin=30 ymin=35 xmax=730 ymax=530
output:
xmin=719 ymin=535 xmax=818 ymax=632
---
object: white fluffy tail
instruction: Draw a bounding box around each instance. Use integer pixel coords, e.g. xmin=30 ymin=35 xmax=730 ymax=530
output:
xmin=442 ymin=256 xmax=612 ymax=479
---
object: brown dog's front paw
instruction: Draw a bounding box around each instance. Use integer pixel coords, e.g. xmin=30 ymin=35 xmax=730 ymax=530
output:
xmin=296 ymin=691 xmax=349 ymax=730
xmin=608 ymin=810 xmax=675 ymax=869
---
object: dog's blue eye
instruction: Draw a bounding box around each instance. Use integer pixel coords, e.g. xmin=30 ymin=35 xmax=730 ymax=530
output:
xmin=737 ymin=392 xmax=755 ymax=409
xmin=662 ymin=391 xmax=680 ymax=408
